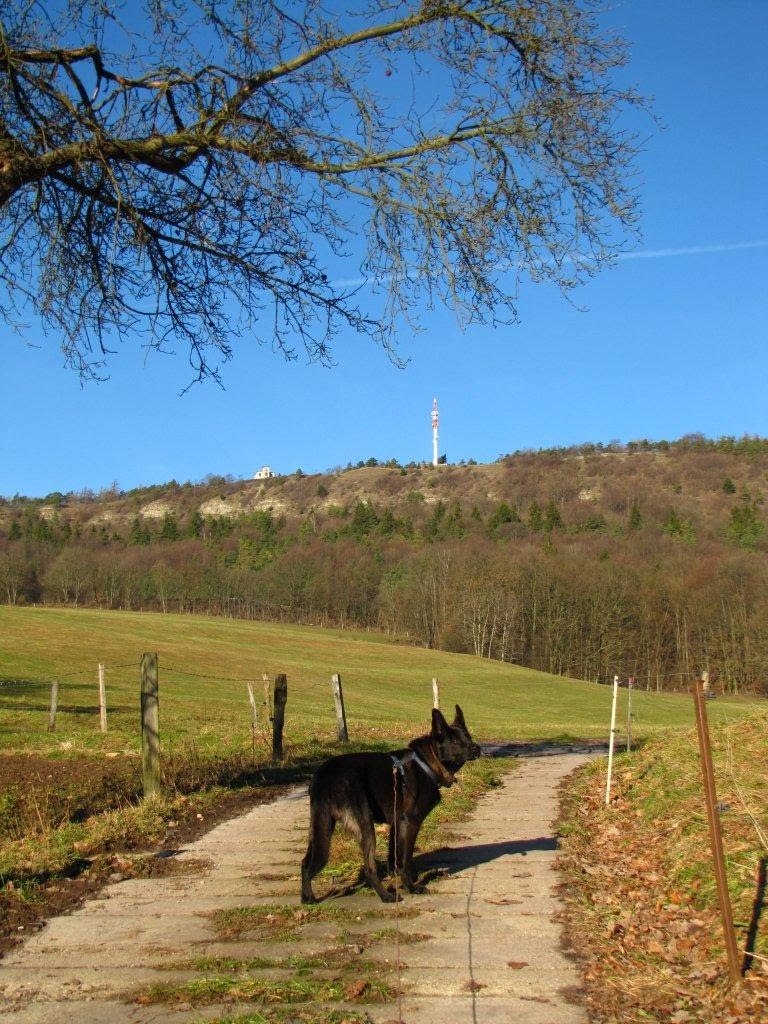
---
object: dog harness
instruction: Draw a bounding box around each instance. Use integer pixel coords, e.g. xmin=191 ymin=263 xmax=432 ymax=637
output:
xmin=390 ymin=750 xmax=441 ymax=788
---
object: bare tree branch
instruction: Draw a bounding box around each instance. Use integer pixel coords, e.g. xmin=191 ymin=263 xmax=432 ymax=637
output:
xmin=0 ymin=0 xmax=643 ymax=383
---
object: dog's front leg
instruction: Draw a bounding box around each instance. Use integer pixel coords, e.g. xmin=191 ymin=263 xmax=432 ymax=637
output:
xmin=361 ymin=819 xmax=400 ymax=903
xmin=399 ymin=818 xmax=428 ymax=894
xmin=387 ymin=816 xmax=409 ymax=875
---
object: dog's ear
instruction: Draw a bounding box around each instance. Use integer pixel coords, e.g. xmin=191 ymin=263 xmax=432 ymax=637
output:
xmin=453 ymin=705 xmax=467 ymax=730
xmin=431 ymin=708 xmax=449 ymax=738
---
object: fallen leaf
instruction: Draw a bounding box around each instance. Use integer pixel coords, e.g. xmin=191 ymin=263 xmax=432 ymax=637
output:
xmin=344 ymin=980 xmax=368 ymax=1000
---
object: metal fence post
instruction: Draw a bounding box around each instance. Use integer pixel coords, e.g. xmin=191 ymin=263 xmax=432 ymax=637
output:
xmin=692 ymin=679 xmax=741 ymax=983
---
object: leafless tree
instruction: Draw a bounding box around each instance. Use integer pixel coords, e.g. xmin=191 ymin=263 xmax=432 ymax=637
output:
xmin=0 ymin=1 xmax=641 ymax=382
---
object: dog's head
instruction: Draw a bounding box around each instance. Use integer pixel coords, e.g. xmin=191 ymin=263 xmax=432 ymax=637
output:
xmin=430 ymin=705 xmax=482 ymax=772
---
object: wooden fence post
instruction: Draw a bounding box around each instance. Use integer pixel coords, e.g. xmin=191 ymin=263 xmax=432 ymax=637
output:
xmin=47 ymin=681 xmax=59 ymax=732
xmin=272 ymin=674 xmax=287 ymax=761
xmin=432 ymin=677 xmax=440 ymax=710
xmin=246 ymin=681 xmax=259 ymax=759
xmin=331 ymin=673 xmax=349 ymax=742
xmin=98 ymin=662 xmax=107 ymax=733
xmin=141 ymin=653 xmax=160 ymax=798
xmin=263 ymin=673 xmax=273 ymax=721
xmin=692 ymin=679 xmax=741 ymax=983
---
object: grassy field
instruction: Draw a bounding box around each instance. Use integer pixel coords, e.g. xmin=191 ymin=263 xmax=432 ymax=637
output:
xmin=0 ymin=605 xmax=760 ymax=758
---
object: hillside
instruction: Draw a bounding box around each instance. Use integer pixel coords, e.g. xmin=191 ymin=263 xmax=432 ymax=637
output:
xmin=5 ymin=435 xmax=768 ymax=533
xmin=2 ymin=436 xmax=768 ymax=692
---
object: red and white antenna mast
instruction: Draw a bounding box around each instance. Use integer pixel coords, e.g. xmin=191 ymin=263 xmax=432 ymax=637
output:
xmin=431 ymin=397 xmax=439 ymax=466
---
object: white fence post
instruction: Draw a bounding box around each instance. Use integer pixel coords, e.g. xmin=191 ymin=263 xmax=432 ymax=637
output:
xmin=605 ymin=674 xmax=619 ymax=806
xmin=98 ymin=662 xmax=107 ymax=733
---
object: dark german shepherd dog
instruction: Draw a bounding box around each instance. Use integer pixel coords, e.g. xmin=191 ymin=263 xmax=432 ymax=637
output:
xmin=301 ymin=705 xmax=481 ymax=903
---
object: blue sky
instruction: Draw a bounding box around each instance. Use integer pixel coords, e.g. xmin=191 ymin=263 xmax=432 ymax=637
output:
xmin=2 ymin=1 xmax=767 ymax=497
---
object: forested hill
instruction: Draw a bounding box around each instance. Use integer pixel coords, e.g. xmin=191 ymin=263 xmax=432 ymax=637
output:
xmin=3 ymin=435 xmax=768 ymax=694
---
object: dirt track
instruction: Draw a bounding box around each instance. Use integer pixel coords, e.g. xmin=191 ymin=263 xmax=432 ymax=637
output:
xmin=0 ymin=750 xmax=592 ymax=1023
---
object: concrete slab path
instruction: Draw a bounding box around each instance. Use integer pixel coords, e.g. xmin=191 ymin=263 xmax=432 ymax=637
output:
xmin=0 ymin=751 xmax=591 ymax=1024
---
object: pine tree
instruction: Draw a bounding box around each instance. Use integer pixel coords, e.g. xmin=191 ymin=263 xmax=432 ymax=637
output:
xmin=129 ymin=516 xmax=151 ymax=546
xmin=352 ymin=501 xmax=379 ymax=537
xmin=544 ymin=500 xmax=563 ymax=532
xmin=528 ymin=501 xmax=544 ymax=532
xmin=160 ymin=513 xmax=180 ymax=541
xmin=488 ymin=501 xmax=519 ymax=533
xmin=187 ymin=510 xmax=204 ymax=538
xmin=727 ymin=491 xmax=764 ymax=549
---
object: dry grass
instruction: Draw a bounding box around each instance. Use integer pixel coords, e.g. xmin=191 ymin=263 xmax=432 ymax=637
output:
xmin=558 ymin=711 xmax=768 ymax=1023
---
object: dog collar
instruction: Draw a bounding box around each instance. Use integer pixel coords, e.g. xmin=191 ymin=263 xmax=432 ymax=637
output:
xmin=410 ymin=751 xmax=442 ymax=786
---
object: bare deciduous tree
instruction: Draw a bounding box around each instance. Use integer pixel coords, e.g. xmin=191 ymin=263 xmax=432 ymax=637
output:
xmin=0 ymin=0 xmax=641 ymax=382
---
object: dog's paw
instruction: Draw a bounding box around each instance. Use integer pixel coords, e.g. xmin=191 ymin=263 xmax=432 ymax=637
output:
xmin=407 ymin=882 xmax=428 ymax=894
xmin=380 ymin=889 xmax=403 ymax=903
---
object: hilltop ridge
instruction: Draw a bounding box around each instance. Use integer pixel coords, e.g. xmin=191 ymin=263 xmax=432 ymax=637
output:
xmin=5 ymin=434 xmax=768 ymax=540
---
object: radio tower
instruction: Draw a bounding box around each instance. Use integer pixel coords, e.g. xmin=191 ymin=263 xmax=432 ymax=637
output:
xmin=431 ymin=397 xmax=439 ymax=467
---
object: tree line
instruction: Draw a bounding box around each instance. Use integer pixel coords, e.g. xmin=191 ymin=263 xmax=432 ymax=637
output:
xmin=2 ymin=470 xmax=767 ymax=694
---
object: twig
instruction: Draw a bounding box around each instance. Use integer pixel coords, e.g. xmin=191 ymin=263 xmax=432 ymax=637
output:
xmin=741 ymin=948 xmax=768 ymax=964
xmin=723 ymin=732 xmax=768 ymax=853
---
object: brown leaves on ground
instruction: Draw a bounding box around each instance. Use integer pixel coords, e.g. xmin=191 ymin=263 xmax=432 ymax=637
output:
xmin=557 ymin=720 xmax=768 ymax=1024
xmin=463 ymin=979 xmax=486 ymax=992
xmin=343 ymin=979 xmax=369 ymax=1000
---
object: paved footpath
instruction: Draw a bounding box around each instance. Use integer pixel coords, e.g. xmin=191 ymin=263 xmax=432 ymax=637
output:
xmin=0 ymin=751 xmax=591 ymax=1024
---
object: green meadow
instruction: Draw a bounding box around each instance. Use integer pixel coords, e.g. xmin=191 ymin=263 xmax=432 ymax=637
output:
xmin=0 ymin=605 xmax=758 ymax=758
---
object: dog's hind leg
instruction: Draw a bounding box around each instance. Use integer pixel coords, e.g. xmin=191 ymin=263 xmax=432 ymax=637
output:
xmin=301 ymin=804 xmax=335 ymax=904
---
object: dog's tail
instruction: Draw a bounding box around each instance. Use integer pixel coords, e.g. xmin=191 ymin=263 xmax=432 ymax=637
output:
xmin=301 ymin=786 xmax=335 ymax=904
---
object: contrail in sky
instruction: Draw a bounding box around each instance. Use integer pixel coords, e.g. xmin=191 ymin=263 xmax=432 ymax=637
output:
xmin=615 ymin=239 xmax=768 ymax=260
xmin=333 ymin=239 xmax=768 ymax=289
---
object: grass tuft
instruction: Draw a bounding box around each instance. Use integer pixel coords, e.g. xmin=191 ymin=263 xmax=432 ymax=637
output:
xmin=137 ymin=974 xmax=394 ymax=1007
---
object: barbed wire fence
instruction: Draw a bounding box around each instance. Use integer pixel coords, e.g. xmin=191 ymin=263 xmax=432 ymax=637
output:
xmin=1 ymin=654 xmax=383 ymax=794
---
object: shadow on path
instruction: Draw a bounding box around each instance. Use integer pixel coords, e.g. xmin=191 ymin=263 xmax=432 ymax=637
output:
xmin=416 ymin=836 xmax=557 ymax=876
xmin=482 ymin=740 xmax=609 ymax=758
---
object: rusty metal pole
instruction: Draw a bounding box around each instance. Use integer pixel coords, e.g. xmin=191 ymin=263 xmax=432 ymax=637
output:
xmin=692 ymin=680 xmax=741 ymax=983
